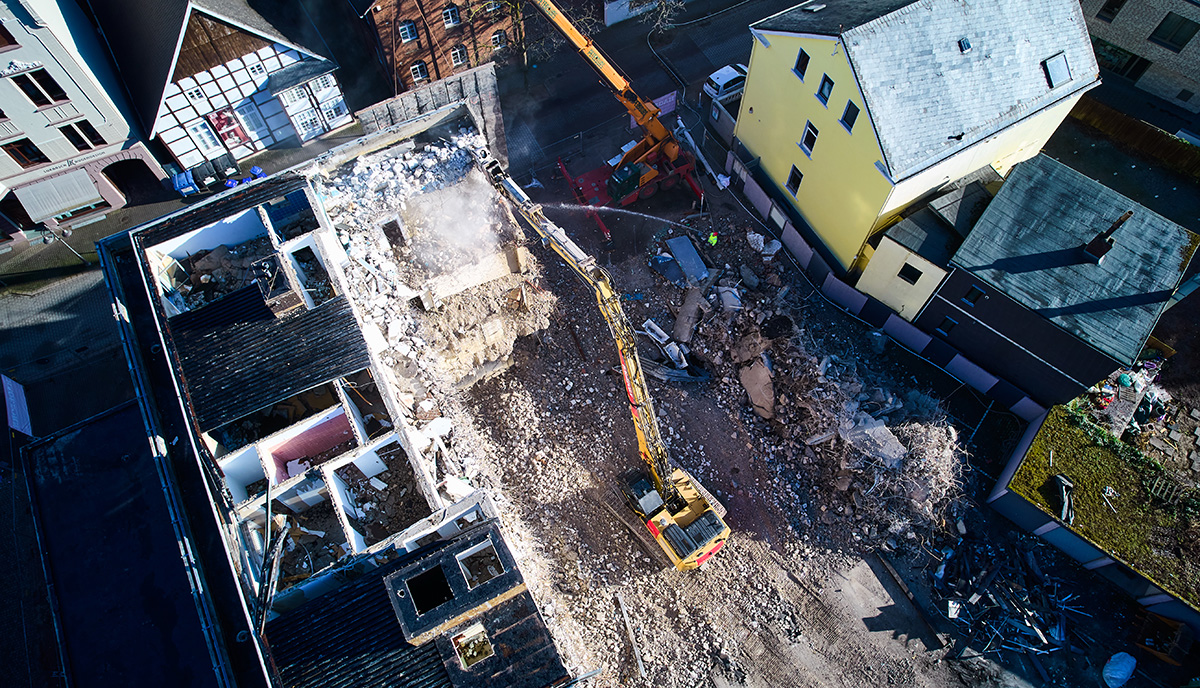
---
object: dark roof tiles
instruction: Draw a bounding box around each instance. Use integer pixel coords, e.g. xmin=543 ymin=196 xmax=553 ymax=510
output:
xmin=952 ymin=155 xmax=1198 ymax=365
xmin=172 ymin=295 xmax=370 ymax=430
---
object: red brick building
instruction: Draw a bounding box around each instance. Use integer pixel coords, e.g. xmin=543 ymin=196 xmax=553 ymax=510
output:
xmin=360 ymin=0 xmax=516 ymax=93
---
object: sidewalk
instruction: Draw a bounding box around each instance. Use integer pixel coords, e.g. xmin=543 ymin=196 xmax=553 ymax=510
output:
xmin=0 ymin=123 xmax=364 ymax=291
xmin=1086 ymin=69 xmax=1200 ymax=137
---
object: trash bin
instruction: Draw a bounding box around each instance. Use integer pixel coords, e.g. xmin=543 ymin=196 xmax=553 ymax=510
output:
xmin=171 ymin=169 xmax=200 ymax=196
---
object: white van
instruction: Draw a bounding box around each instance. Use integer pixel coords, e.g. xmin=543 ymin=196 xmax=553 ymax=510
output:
xmin=703 ymin=64 xmax=748 ymax=103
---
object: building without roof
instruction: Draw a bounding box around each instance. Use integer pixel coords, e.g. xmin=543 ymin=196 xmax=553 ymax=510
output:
xmin=731 ymin=0 xmax=1100 ymax=274
xmin=859 ymin=154 xmax=1198 ymax=406
xmin=84 ymin=0 xmax=353 ymax=180
xmin=95 ymin=82 xmax=569 ymax=684
xmin=0 ymin=0 xmax=166 ymax=242
xmin=1081 ymin=0 xmax=1200 ymax=115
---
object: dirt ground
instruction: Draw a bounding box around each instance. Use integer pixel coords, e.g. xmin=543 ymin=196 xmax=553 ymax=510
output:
xmin=379 ymin=157 xmax=1200 ymax=688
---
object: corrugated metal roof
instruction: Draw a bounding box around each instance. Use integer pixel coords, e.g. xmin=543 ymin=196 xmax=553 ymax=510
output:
xmin=135 ymin=175 xmax=308 ymax=248
xmin=754 ymin=0 xmax=1100 ymax=179
xmin=952 ymin=155 xmax=1199 ymax=365
xmin=172 ymin=295 xmax=371 ymax=430
xmin=266 ymin=548 xmax=455 ymax=688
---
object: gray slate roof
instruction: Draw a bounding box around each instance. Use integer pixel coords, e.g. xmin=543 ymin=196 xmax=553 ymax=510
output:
xmin=952 ymin=155 xmax=1198 ymax=365
xmin=86 ymin=0 xmax=327 ymax=134
xmin=754 ymin=0 xmax=1099 ymax=179
xmin=886 ymin=207 xmax=962 ymax=267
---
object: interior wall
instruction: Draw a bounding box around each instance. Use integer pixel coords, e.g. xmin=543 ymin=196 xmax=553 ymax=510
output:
xmin=150 ymin=208 xmax=269 ymax=260
xmin=267 ymin=411 xmax=354 ymax=481
xmin=219 ymin=445 xmax=265 ymax=503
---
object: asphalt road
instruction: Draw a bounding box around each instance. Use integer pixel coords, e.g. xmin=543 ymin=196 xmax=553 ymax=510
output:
xmin=499 ymin=0 xmax=795 ymax=174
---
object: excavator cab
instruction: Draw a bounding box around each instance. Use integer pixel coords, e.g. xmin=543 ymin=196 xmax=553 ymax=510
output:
xmin=624 ymin=469 xmax=730 ymax=570
xmin=607 ymin=163 xmax=643 ymax=203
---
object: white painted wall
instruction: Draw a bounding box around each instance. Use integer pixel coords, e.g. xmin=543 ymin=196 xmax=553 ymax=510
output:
xmin=157 ymin=42 xmax=351 ymax=169
xmin=856 ymin=236 xmax=948 ymax=321
xmin=219 ymin=444 xmax=266 ymax=504
xmin=152 ymin=207 xmax=268 ymax=260
xmin=0 ymin=4 xmax=134 ymax=184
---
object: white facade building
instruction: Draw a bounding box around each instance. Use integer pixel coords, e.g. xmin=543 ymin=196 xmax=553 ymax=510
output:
xmin=88 ymin=0 xmax=353 ymax=176
xmin=0 ymin=0 xmax=165 ymax=237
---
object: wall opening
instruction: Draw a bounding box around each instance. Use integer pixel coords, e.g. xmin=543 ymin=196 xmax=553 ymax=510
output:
xmin=408 ymin=565 xmax=455 ymax=615
xmin=457 ymin=540 xmax=503 ymax=589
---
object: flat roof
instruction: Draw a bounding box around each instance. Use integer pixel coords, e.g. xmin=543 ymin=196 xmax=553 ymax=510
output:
xmin=885 ymin=207 xmax=962 ymax=268
xmin=22 ymin=402 xmax=220 ymax=687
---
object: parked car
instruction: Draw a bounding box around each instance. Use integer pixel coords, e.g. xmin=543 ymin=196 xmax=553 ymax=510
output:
xmin=703 ymin=64 xmax=747 ymax=103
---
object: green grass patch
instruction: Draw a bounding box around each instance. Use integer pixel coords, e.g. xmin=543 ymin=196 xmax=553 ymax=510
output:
xmin=1010 ymin=404 xmax=1199 ymax=609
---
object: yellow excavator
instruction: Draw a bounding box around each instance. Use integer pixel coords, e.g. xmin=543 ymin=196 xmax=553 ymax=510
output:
xmin=529 ymin=0 xmax=703 ymax=240
xmin=476 ymin=150 xmax=729 ymax=570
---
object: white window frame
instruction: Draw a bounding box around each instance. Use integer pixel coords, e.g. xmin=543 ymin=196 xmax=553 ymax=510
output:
xmin=451 ymin=45 xmax=468 ymax=67
xmin=310 ymin=74 xmax=336 ymax=93
xmin=280 ymin=87 xmax=307 ymax=107
xmin=799 ymin=121 xmax=818 ymax=158
xmin=234 ymin=102 xmax=268 ymax=138
xmin=491 ymin=30 xmax=507 ymax=48
xmin=442 ymin=5 xmax=461 ymax=27
xmin=486 ymin=0 xmax=503 ymax=11
xmin=187 ymin=120 xmax=224 ymax=156
xmin=398 ymin=20 xmax=419 ymax=43
xmin=320 ymin=97 xmax=347 ymax=123
xmin=292 ymin=108 xmax=323 ymax=140
xmin=410 ymin=61 xmax=429 ymax=82
xmin=248 ymin=63 xmax=266 ymax=76
xmin=186 ymin=87 xmax=205 ymax=102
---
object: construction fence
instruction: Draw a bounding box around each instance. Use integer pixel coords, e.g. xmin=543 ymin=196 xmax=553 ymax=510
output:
xmin=722 ymin=149 xmax=1048 ymax=424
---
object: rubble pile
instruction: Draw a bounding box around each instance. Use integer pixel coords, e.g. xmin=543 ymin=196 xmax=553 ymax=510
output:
xmin=316 ymin=128 xmax=556 ymax=387
xmin=334 ymin=442 xmax=432 ymax=546
xmin=929 ymin=535 xmax=1094 ymax=679
xmin=310 ymin=131 xmax=971 ymax=685
xmin=292 ymin=247 xmax=334 ymax=307
xmin=179 ymin=236 xmax=275 ymax=310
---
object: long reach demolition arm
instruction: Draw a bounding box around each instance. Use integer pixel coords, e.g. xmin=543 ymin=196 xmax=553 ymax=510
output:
xmin=476 ymin=151 xmax=729 ymax=570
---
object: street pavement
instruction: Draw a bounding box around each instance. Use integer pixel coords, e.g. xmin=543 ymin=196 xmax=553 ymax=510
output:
xmin=500 ymin=0 xmax=795 ymax=177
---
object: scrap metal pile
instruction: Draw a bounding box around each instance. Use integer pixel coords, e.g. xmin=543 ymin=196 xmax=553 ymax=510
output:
xmin=931 ymin=536 xmax=1091 ymax=680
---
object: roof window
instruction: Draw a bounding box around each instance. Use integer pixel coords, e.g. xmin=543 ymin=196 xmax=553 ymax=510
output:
xmin=1042 ymin=53 xmax=1071 ymax=89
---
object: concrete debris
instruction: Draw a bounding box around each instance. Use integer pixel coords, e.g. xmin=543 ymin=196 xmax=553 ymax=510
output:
xmin=671 ymin=288 xmax=708 ymax=343
xmin=715 ymin=286 xmax=742 ymax=311
xmin=315 ymin=127 xmax=556 ymax=388
xmin=642 ymin=319 xmax=671 ymax=344
xmin=731 ymin=330 xmax=769 ymax=366
xmin=839 ymin=415 xmax=907 ymax=469
xmin=739 ymin=265 xmax=761 ymax=290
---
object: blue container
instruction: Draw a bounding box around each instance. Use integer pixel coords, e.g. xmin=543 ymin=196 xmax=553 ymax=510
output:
xmin=172 ymin=169 xmax=200 ymax=196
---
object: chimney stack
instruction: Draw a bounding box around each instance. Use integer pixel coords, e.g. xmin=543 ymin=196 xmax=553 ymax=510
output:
xmin=1083 ymin=210 xmax=1133 ymax=264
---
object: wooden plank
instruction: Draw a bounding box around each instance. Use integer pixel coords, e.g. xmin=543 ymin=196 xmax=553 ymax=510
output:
xmin=616 ymin=592 xmax=646 ymax=679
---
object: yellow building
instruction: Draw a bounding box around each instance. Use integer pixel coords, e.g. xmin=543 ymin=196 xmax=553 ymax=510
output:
xmin=733 ymin=0 xmax=1101 ymax=275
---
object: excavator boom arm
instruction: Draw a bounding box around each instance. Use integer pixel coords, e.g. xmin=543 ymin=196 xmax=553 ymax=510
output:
xmin=528 ymin=0 xmax=671 ymax=144
xmin=479 ymin=154 xmax=676 ymax=497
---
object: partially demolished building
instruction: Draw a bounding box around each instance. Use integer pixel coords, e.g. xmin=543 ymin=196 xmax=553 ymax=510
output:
xmin=98 ymin=97 xmax=570 ymax=687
